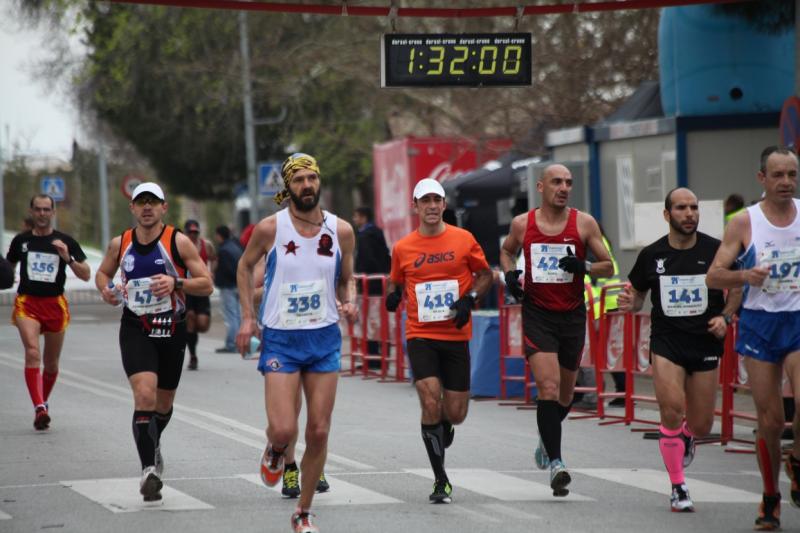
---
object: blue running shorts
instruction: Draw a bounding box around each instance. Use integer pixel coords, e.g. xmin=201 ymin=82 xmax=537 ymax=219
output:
xmin=736 ymin=308 xmax=800 ymax=364
xmin=258 ymin=323 xmax=341 ymax=374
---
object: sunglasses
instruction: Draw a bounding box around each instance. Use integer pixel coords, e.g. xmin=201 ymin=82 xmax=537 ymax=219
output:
xmin=133 ymin=195 xmax=164 ymax=206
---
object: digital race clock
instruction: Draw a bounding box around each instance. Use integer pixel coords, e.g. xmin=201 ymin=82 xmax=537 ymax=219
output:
xmin=381 ymin=33 xmax=532 ymax=88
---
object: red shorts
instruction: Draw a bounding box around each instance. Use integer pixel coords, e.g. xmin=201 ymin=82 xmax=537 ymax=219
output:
xmin=12 ymin=294 xmax=70 ymax=333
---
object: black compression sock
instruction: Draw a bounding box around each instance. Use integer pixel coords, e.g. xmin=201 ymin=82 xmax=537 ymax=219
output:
xmin=187 ymin=332 xmax=198 ymax=356
xmin=537 ymin=400 xmax=562 ymax=462
xmin=558 ymin=402 xmax=572 ymax=422
xmin=421 ymin=423 xmax=448 ymax=482
xmin=132 ymin=410 xmax=159 ymax=469
xmin=154 ymin=407 xmax=173 ymax=437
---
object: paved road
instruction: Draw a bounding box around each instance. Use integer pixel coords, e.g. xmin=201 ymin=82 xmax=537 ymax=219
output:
xmin=0 ymin=304 xmax=792 ymax=533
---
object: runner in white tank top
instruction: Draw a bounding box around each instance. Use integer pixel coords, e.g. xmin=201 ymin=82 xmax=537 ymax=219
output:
xmin=235 ymin=153 xmax=357 ymax=533
xmin=707 ymin=146 xmax=800 ymax=529
xmin=260 ymin=208 xmax=341 ymax=330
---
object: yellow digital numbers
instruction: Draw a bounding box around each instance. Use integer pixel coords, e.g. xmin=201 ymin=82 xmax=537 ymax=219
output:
xmin=449 ymin=46 xmax=468 ymax=75
xmin=427 ymin=45 xmax=445 ymax=75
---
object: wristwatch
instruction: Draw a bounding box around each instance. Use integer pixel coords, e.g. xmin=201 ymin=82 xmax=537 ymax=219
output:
xmin=68 ymin=255 xmax=75 ymax=265
xmin=173 ymin=277 xmax=184 ymax=291
xmin=585 ymin=261 xmax=592 ymax=273
xmin=469 ymin=290 xmax=479 ymax=302
xmin=722 ymin=313 xmax=732 ymax=325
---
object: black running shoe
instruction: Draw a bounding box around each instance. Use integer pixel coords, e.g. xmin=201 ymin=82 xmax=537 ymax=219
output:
xmin=281 ymin=464 xmax=300 ymax=499
xmin=754 ymin=493 xmax=781 ymax=531
xmin=443 ymin=420 xmax=454 ymax=449
xmin=316 ymin=472 xmax=330 ymax=493
xmin=429 ymin=479 xmax=452 ymax=504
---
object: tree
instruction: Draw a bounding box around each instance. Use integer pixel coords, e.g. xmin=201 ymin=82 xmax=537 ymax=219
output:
xmin=13 ymin=1 xmax=660 ymax=203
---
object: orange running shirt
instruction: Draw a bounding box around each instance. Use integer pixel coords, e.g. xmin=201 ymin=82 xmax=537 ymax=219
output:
xmin=390 ymin=224 xmax=489 ymax=341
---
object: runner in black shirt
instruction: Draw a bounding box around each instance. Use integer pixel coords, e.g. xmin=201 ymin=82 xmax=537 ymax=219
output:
xmin=6 ymin=194 xmax=90 ymax=430
xmin=618 ymin=187 xmax=740 ymax=513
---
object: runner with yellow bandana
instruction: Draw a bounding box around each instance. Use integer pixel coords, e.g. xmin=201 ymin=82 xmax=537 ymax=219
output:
xmin=274 ymin=153 xmax=321 ymax=206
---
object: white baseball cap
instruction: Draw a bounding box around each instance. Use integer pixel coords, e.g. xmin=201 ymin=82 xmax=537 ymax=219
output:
xmin=131 ymin=182 xmax=165 ymax=201
xmin=413 ymin=178 xmax=445 ymax=200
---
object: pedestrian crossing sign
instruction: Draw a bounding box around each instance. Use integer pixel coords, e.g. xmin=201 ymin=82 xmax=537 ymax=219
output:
xmin=41 ymin=176 xmax=66 ymax=202
xmin=258 ymin=163 xmax=282 ymax=196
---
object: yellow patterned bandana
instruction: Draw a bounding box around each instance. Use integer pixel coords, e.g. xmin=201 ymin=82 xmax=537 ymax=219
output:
xmin=274 ymin=153 xmax=321 ymax=205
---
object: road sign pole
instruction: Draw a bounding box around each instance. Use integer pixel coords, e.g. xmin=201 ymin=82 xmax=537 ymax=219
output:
xmin=239 ymin=11 xmax=259 ymax=225
xmin=99 ymin=144 xmax=110 ymax=246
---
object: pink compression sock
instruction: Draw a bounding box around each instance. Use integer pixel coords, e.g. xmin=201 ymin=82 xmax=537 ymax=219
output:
xmin=659 ymin=424 xmax=685 ymax=485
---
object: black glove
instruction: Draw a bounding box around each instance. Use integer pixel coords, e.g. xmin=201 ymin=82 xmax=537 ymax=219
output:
xmin=558 ymin=247 xmax=586 ymax=276
xmin=504 ymin=269 xmax=524 ymax=301
xmin=385 ymin=286 xmax=402 ymax=312
xmin=450 ymin=294 xmax=475 ymax=329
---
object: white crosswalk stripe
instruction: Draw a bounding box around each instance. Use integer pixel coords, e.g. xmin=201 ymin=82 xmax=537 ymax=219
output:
xmin=0 ymin=510 xmax=11 ymax=520
xmin=238 ymin=473 xmax=403 ymax=505
xmin=62 ymin=478 xmax=214 ymax=513
xmin=575 ymin=468 xmax=763 ymax=503
xmin=406 ymin=468 xmax=594 ymax=501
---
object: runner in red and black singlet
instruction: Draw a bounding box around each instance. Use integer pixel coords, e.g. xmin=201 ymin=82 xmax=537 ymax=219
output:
xmin=182 ymin=219 xmax=216 ymax=370
xmin=500 ymin=164 xmax=613 ymax=498
xmin=6 ymin=194 xmax=91 ymax=431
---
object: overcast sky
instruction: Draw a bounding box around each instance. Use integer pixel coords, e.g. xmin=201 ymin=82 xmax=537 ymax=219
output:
xmin=0 ymin=15 xmax=82 ymax=159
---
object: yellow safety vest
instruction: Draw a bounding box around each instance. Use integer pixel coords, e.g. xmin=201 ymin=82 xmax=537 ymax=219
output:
xmin=724 ymin=207 xmax=744 ymax=225
xmin=584 ymin=236 xmax=621 ymax=318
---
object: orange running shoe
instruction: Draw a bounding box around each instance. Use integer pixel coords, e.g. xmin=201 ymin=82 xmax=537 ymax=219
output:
xmin=785 ymin=455 xmax=800 ymax=508
xmin=260 ymin=444 xmax=285 ymax=487
xmin=291 ymin=510 xmax=319 ymax=533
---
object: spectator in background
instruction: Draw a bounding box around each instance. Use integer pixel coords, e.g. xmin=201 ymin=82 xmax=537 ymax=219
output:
xmin=352 ymin=206 xmax=391 ymax=370
xmin=240 ymin=223 xmax=256 ymax=249
xmin=0 ymin=255 xmax=14 ymax=289
xmin=183 ymin=220 xmax=217 ymax=370
xmin=214 ymin=225 xmax=243 ymax=353
xmin=724 ymin=193 xmax=745 ymax=225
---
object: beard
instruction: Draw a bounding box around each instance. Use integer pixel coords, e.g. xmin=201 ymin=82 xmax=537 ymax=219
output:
xmin=668 ymin=214 xmax=697 ymax=236
xmin=289 ymin=188 xmax=320 ymax=212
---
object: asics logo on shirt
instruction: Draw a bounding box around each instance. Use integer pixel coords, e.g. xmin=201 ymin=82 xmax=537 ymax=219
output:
xmin=413 ymin=251 xmax=456 ymax=268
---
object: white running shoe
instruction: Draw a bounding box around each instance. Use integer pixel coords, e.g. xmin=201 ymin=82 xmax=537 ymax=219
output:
xmin=140 ymin=466 xmax=163 ymax=502
xmin=549 ymin=459 xmax=571 ymax=496
xmin=670 ymin=483 xmax=695 ymax=512
xmin=154 ymin=446 xmax=164 ymax=477
xmin=682 ymin=433 xmax=696 ymax=468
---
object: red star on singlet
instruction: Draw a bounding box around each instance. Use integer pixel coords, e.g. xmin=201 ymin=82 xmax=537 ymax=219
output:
xmin=283 ymin=240 xmax=299 ymax=255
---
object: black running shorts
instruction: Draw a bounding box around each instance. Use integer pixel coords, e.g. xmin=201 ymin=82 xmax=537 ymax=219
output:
xmin=650 ymin=334 xmax=722 ymax=374
xmin=119 ymin=317 xmax=188 ymax=390
xmin=522 ymin=301 xmax=586 ymax=371
xmin=185 ymin=295 xmax=211 ymax=316
xmin=406 ymin=338 xmax=470 ymax=392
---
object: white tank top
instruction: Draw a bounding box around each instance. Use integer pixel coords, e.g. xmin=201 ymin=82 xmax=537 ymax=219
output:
xmin=260 ymin=208 xmax=341 ymax=330
xmin=739 ymin=198 xmax=800 ymax=312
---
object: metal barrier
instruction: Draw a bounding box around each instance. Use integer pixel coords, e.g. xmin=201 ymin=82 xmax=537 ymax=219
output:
xmin=498 ymin=283 xmax=532 ymax=404
xmin=345 ymin=274 xmax=407 ymax=382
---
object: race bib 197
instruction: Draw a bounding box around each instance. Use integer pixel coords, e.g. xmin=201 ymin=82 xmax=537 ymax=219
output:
xmin=279 ymin=279 xmax=326 ymax=328
xmin=415 ymin=279 xmax=459 ymax=323
xmin=658 ymin=274 xmax=708 ymax=317
xmin=530 ymin=243 xmax=573 ymax=284
xmin=760 ymin=246 xmax=800 ymax=293
xmin=27 ymin=252 xmax=59 ymax=283
xmin=125 ymin=278 xmax=172 ymax=316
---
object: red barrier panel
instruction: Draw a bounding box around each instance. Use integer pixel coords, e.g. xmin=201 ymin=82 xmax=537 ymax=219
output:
xmin=498 ymin=283 xmax=532 ymax=404
xmin=345 ymin=274 xmax=407 ymax=382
